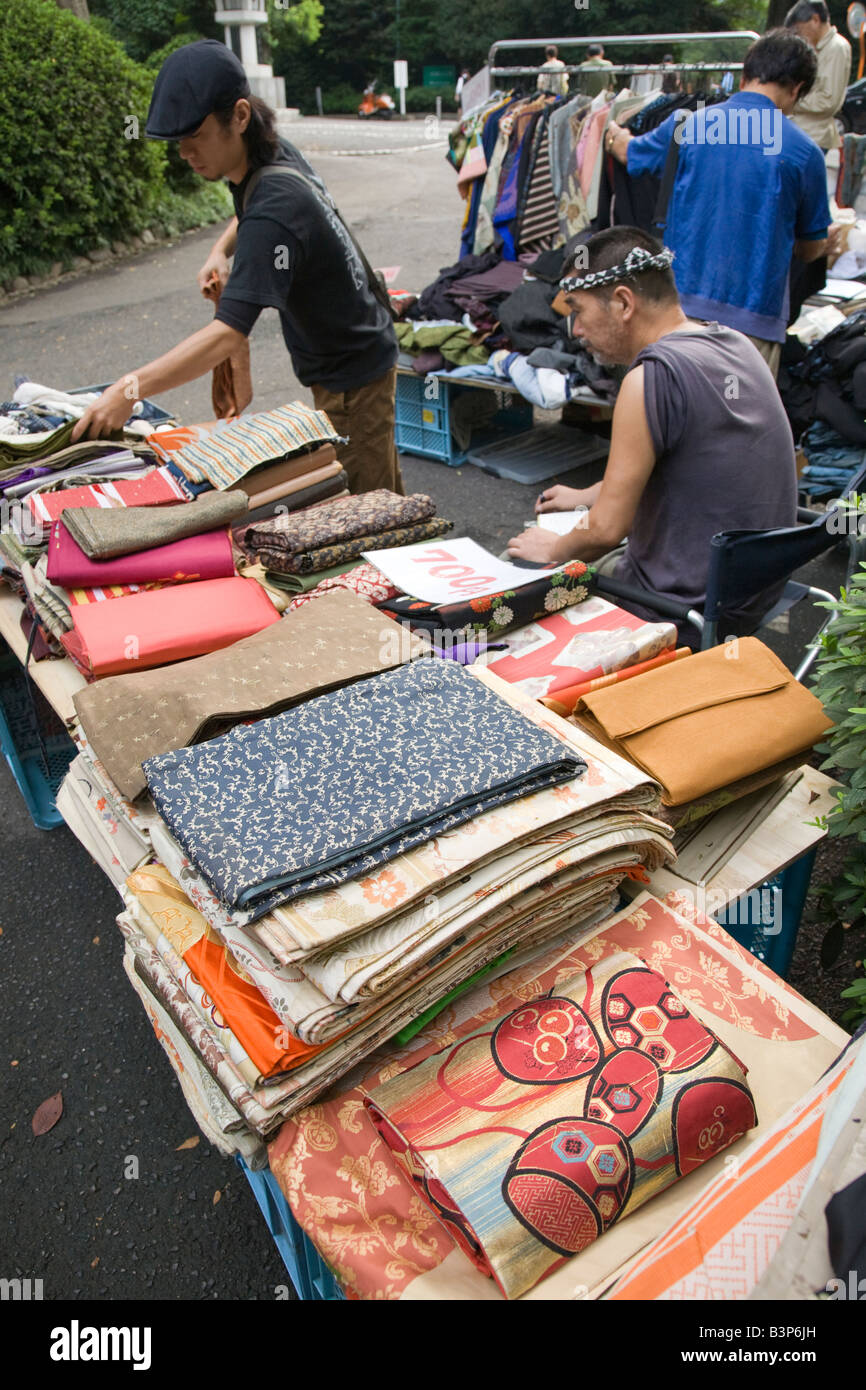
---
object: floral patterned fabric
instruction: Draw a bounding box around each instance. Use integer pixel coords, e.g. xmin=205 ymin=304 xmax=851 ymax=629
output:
xmin=483 ymin=598 xmax=677 ymax=702
xmin=143 ymin=661 xmax=586 ymax=918
xmin=266 ymin=892 xmax=846 ymax=1300
xmin=365 ymin=949 xmax=757 ymax=1299
xmin=243 ymin=490 xmax=445 ymax=575
xmin=378 ymin=562 xmax=593 ymax=641
xmin=287 ymin=562 xmax=399 ymax=612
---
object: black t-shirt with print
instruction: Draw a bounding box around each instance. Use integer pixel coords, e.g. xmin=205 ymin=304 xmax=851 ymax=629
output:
xmin=215 ymin=139 xmax=397 ymax=391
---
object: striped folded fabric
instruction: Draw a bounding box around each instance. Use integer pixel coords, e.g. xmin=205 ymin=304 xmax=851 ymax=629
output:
xmin=149 ymin=404 xmax=345 ymax=490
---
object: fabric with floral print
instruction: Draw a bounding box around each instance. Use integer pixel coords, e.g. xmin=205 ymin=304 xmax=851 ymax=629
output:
xmin=377 ymin=561 xmax=594 ymax=640
xmin=143 ymin=660 xmax=586 ymax=919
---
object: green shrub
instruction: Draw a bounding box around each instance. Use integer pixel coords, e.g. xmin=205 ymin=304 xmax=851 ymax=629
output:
xmin=144 ymin=32 xmax=209 ymax=71
xmin=811 ymin=547 xmax=866 ymax=1028
xmin=0 ymin=0 xmax=164 ymax=280
xmin=320 ymin=82 xmax=364 ymax=114
xmin=403 ymin=85 xmax=457 ymax=113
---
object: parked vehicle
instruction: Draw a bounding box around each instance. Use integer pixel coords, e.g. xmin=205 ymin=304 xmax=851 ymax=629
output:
xmin=837 ymin=76 xmax=866 ymax=136
xmin=358 ymin=82 xmax=395 ymax=119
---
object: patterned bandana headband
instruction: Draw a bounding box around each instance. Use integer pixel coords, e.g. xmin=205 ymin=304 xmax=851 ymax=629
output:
xmin=559 ymin=245 xmax=675 ymax=294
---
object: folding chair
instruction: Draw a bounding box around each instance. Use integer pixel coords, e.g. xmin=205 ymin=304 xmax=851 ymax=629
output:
xmin=593 ymin=456 xmax=866 ymax=682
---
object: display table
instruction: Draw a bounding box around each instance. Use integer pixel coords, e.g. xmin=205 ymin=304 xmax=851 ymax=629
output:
xmin=0 ymin=580 xmax=847 ymax=1303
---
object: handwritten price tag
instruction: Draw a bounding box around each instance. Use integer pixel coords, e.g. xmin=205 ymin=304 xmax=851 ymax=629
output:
xmin=361 ymin=537 xmax=558 ymax=604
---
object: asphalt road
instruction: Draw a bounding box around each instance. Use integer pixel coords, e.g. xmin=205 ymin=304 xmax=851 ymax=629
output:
xmin=0 ymin=127 xmax=850 ymax=1302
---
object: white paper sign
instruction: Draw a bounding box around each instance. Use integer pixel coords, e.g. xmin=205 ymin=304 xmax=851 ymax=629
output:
xmin=537 ymin=509 xmax=588 ymax=536
xmin=362 ymin=536 xmax=559 ymax=604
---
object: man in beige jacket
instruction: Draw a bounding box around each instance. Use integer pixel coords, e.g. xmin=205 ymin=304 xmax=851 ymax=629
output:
xmin=785 ymin=0 xmax=852 ymax=150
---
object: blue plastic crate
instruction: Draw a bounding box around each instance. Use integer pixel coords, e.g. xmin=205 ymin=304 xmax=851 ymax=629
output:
xmin=395 ymin=372 xmax=534 ymax=467
xmin=0 ymin=651 xmax=76 ymax=830
xmin=395 ymin=372 xmax=456 ymax=463
xmin=714 ymin=847 xmax=817 ymax=979
xmin=236 ymin=1157 xmax=345 ymax=1300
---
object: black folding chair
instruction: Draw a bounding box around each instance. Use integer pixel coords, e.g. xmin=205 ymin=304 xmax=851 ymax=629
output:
xmin=593 ymin=456 xmax=866 ymax=682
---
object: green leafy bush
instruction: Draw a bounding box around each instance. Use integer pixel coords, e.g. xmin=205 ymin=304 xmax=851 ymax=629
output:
xmin=0 ymin=1 xmax=231 ymax=284
xmin=0 ymin=0 xmax=164 ymax=280
xmin=403 ymin=85 xmax=457 ymax=113
xmin=320 ymin=83 xmax=365 ymax=115
xmin=811 ymin=549 xmax=866 ymax=1027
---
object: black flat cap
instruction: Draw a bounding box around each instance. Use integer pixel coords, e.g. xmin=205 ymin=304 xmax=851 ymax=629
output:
xmin=146 ymin=39 xmax=251 ymax=140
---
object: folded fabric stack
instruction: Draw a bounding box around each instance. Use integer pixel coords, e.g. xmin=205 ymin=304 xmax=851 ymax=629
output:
xmin=267 ymin=891 xmax=843 ymax=1301
xmin=242 ymin=489 xmax=453 ymax=577
xmin=112 ymin=661 xmax=673 ymax=1155
xmin=365 ymin=947 xmax=757 ymax=1299
xmin=146 ymin=404 xmax=349 ymax=518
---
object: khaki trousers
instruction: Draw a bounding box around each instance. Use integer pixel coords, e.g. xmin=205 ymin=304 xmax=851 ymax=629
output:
xmin=745 ymin=335 xmax=782 ymax=380
xmin=312 ymin=366 xmax=405 ymax=496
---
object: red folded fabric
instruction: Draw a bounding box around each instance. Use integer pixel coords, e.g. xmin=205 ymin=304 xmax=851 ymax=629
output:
xmin=26 ymin=467 xmax=190 ymax=538
xmin=60 ymin=576 xmax=280 ymax=679
xmin=46 ymin=520 xmax=235 ymax=589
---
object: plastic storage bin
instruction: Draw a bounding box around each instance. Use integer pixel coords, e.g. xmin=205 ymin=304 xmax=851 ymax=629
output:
xmin=394 ymin=371 xmax=533 ymax=467
xmin=237 ymin=1157 xmax=345 ymax=1300
xmin=0 ymin=648 xmax=76 ymax=830
xmin=714 ymin=847 xmax=817 ymax=979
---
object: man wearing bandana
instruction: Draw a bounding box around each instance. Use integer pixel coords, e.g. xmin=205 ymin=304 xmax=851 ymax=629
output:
xmin=507 ymin=228 xmax=798 ymax=647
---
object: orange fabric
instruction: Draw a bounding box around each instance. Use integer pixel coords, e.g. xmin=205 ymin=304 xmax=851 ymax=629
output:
xmin=205 ymin=276 xmax=253 ymax=420
xmin=127 ymin=866 xmax=323 ymax=1080
xmin=541 ymin=647 xmax=691 ymax=716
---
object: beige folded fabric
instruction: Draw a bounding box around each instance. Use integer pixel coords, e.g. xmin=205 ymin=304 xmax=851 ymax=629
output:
xmin=73 ymin=589 xmax=428 ymax=800
xmin=62 ymin=488 xmax=249 ymax=560
xmin=226 ymin=444 xmax=338 ymax=499
xmin=575 ymin=637 xmax=833 ymax=806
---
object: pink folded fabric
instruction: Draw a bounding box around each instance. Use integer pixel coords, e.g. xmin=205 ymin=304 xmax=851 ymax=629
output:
xmin=60 ymin=576 xmax=280 ymax=679
xmin=46 ymin=520 xmax=236 ymax=589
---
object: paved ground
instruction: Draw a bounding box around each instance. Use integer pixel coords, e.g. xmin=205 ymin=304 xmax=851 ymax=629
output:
xmin=0 ymin=133 xmax=855 ymax=1301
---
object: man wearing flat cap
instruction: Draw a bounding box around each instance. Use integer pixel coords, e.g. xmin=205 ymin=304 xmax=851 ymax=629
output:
xmin=73 ymin=40 xmax=403 ymax=496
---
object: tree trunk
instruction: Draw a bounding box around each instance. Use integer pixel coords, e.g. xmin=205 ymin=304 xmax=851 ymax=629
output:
xmin=55 ymin=0 xmax=90 ymax=18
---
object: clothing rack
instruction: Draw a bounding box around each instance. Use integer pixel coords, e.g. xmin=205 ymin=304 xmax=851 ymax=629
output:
xmin=488 ymin=31 xmax=760 ymax=83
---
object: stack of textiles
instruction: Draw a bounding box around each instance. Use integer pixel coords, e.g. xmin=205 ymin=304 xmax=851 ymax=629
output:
xmin=0 ymin=378 xmax=174 ymax=466
xmin=266 ymin=891 xmax=845 ymax=1300
xmin=242 ymin=489 xmax=453 ymax=577
xmin=379 ymin=561 xmax=594 ymax=642
xmin=72 ymin=591 xmax=430 ymax=799
xmin=781 ymin=306 xmax=866 ymax=450
xmin=116 ymin=662 xmax=674 ymax=1155
xmin=146 ymin=404 xmax=348 ymax=518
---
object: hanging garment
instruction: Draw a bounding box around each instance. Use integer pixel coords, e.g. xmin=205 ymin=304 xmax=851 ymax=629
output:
xmin=517 ymin=121 xmax=559 ymax=252
xmin=205 ymin=279 xmax=253 ymax=420
xmin=142 ymin=660 xmax=586 ymax=917
xmin=61 ymin=574 xmax=279 ymax=680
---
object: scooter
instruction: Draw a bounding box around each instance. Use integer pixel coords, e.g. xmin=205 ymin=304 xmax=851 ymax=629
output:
xmin=358 ymin=82 xmax=395 ymax=119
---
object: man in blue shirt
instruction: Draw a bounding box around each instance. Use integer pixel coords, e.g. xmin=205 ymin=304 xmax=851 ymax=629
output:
xmin=604 ymin=30 xmax=833 ymax=375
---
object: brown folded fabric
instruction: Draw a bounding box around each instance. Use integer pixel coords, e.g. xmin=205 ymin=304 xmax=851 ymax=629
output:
xmin=652 ymin=755 xmax=813 ymax=830
xmin=73 ymin=589 xmax=429 ymax=800
xmin=242 ymin=489 xmax=436 ymax=564
xmin=226 ymin=443 xmax=337 ymax=499
xmin=62 ymin=489 xmax=249 ymax=560
xmin=237 ymin=460 xmax=343 ymax=512
xmin=575 ymin=638 xmax=833 ymax=806
xmin=241 ymin=471 xmax=348 ymax=527
xmin=207 ymin=277 xmax=253 ymax=420
xmin=251 ymin=516 xmax=453 ymax=577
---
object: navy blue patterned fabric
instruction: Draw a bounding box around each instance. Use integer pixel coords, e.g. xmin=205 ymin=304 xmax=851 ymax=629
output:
xmin=144 ymin=661 xmax=585 ymax=918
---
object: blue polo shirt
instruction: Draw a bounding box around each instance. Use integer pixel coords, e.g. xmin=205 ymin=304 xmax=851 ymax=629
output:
xmin=627 ymin=93 xmax=830 ymax=342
